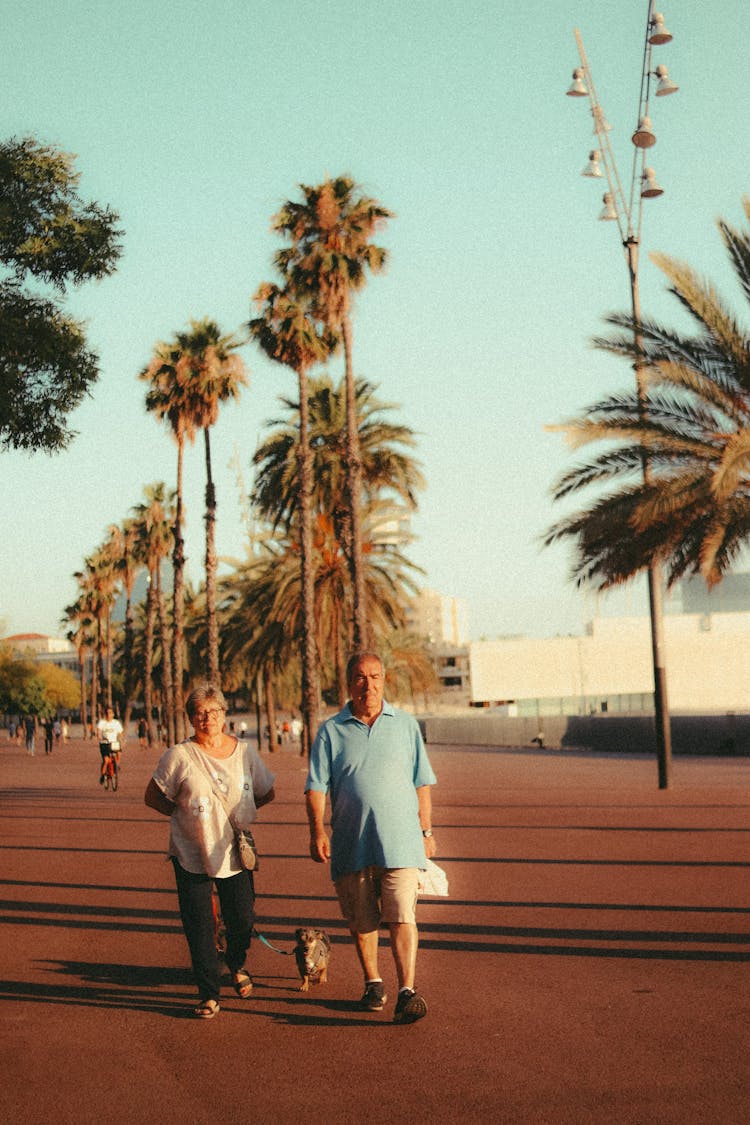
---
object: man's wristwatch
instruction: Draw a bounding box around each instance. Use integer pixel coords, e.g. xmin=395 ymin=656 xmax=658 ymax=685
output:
xmin=422 ymin=829 xmax=434 ymax=838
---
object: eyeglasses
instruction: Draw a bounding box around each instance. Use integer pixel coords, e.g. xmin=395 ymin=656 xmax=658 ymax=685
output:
xmin=194 ymin=708 xmax=225 ymax=721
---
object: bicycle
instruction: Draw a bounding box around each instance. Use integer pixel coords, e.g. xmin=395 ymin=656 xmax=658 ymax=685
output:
xmin=101 ymin=749 xmax=120 ymax=791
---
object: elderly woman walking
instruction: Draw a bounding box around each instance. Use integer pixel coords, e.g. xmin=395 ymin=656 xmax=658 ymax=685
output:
xmin=145 ymin=683 xmax=275 ymax=1020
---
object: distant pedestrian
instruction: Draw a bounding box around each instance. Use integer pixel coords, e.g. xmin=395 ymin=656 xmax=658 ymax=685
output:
xmin=53 ymin=719 xmax=61 ymax=744
xmin=138 ymin=717 xmax=148 ymax=748
xmin=61 ymin=719 xmax=69 ymax=743
xmin=24 ymin=715 xmax=36 ymax=756
xmin=43 ymin=718 xmax=54 ymax=754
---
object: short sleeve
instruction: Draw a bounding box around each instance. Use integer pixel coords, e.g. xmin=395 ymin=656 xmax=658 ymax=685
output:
xmin=305 ymin=726 xmax=332 ymax=793
xmin=152 ymin=745 xmax=191 ymax=803
xmin=246 ymin=746 xmax=275 ymax=799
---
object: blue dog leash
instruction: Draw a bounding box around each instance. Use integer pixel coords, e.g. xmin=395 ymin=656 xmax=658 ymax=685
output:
xmin=253 ymin=926 xmax=293 ymax=955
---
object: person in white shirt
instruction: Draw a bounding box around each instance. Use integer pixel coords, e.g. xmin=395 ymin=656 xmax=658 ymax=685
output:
xmin=97 ymin=707 xmax=124 ymax=785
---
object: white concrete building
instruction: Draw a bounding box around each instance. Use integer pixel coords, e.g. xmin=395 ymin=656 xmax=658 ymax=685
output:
xmin=469 ymin=612 xmax=750 ymax=715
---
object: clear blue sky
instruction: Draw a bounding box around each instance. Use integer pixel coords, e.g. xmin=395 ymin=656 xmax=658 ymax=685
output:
xmin=2 ymin=0 xmax=748 ymax=641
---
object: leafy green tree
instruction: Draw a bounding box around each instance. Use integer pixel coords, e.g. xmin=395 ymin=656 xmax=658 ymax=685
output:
xmin=546 ymin=198 xmax=750 ymax=591
xmin=0 ymin=136 xmax=121 ymax=452
xmin=0 ymin=649 xmax=47 ymax=715
xmin=37 ymin=662 xmax=80 ymax=714
xmin=273 ymin=176 xmax=393 ymax=650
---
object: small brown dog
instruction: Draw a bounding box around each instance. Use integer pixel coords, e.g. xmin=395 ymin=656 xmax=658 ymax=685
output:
xmin=294 ymin=927 xmax=331 ymax=992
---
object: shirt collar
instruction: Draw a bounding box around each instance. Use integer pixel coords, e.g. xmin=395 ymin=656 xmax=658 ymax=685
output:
xmin=342 ymin=699 xmax=395 ymax=724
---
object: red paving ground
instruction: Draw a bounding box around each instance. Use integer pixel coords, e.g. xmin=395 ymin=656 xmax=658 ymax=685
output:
xmin=1 ymin=733 xmax=749 ymax=1123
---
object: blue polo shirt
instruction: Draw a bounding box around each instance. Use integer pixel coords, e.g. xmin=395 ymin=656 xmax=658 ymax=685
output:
xmin=305 ymin=700 xmax=437 ymax=881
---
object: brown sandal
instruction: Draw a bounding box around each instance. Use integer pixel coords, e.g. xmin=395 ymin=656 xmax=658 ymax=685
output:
xmin=194 ymin=998 xmax=220 ymax=1020
xmin=233 ymin=970 xmax=253 ymax=998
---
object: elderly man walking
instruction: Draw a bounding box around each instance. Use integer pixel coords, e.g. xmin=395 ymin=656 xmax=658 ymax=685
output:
xmin=305 ymin=651 xmax=437 ymax=1024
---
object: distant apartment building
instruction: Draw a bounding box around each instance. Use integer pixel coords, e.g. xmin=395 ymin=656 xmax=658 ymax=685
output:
xmin=410 ymin=588 xmax=471 ymax=708
xmin=411 ymin=588 xmax=469 ymax=646
xmin=2 ymin=633 xmax=78 ymax=674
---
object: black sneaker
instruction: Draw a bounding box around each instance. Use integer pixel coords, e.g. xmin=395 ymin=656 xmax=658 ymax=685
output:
xmin=360 ymin=980 xmax=387 ymax=1011
xmin=393 ymin=988 xmax=427 ymax=1024
xmin=99 ymin=775 xmax=105 ymax=785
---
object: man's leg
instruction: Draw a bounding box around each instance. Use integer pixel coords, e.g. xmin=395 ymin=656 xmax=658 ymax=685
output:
xmin=351 ymin=927 xmax=380 ymax=981
xmin=336 ymin=870 xmax=387 ymax=1010
xmin=388 ymin=921 xmax=419 ymax=992
xmin=382 ymin=869 xmax=427 ymax=1024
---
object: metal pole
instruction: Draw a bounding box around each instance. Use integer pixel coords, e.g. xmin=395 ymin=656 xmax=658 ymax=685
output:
xmin=626 ymin=237 xmax=673 ymax=788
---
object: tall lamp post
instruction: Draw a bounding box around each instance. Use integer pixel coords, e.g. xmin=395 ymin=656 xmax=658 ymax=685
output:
xmin=566 ymin=2 xmax=679 ymax=789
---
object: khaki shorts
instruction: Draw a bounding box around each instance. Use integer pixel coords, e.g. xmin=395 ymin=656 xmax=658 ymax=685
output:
xmin=335 ymin=866 xmax=420 ymax=932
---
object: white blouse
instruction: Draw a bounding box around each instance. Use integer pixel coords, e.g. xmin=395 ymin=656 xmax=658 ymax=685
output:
xmin=152 ymin=739 xmax=275 ymax=877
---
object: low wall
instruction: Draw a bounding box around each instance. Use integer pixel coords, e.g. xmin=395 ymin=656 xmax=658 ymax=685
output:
xmin=420 ymin=713 xmax=750 ymax=756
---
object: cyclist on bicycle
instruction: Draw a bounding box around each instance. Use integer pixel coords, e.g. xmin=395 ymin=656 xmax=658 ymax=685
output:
xmin=97 ymin=706 xmax=124 ymax=785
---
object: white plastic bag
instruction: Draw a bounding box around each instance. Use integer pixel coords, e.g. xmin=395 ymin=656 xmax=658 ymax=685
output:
xmin=418 ymin=858 xmax=449 ymax=897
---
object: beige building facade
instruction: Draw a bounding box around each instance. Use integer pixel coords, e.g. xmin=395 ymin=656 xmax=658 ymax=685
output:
xmin=469 ymin=613 xmax=750 ymax=715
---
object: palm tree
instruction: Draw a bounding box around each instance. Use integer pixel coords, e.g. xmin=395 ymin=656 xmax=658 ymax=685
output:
xmin=73 ymin=548 xmax=117 ymax=721
xmin=249 ymin=282 xmax=334 ymax=750
xmin=104 ymin=518 xmax=140 ymax=735
xmin=546 ymin=198 xmax=750 ymax=592
xmin=253 ymin=374 xmax=424 ymax=536
xmin=62 ymin=598 xmax=96 ymax=734
xmin=273 ymin=176 xmax=393 ymax=650
xmin=140 ymin=319 xmax=247 ymax=733
xmin=222 ymin=508 xmax=424 ymax=709
xmin=252 ymin=372 xmax=424 ymax=700
xmin=132 ymin=482 xmax=175 ymax=746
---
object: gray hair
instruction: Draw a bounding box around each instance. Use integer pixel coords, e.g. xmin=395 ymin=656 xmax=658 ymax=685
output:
xmin=185 ymin=682 xmax=227 ymax=720
xmin=346 ymin=652 xmax=384 ymax=684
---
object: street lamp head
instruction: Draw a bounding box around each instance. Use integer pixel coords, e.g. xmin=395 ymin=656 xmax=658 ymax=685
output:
xmin=566 ymin=67 xmax=588 ymax=96
xmin=581 ymin=150 xmax=603 ymax=177
xmin=654 ymin=64 xmax=679 ymax=96
xmin=599 ymin=192 xmax=618 ymax=221
xmin=641 ymin=167 xmax=664 ymax=198
xmin=632 ymin=116 xmax=656 ymax=148
xmin=649 ymin=12 xmax=673 ymax=46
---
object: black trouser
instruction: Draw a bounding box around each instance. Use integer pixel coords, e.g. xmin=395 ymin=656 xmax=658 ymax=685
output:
xmin=172 ymin=858 xmax=255 ymax=1002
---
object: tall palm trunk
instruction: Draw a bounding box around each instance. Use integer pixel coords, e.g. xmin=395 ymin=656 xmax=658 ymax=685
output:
xmin=156 ymin=564 xmax=175 ymax=746
xmin=204 ymin=427 xmax=220 ymax=685
xmin=297 ymin=365 xmax=320 ymax=753
xmin=341 ymin=309 xmax=368 ymax=652
xmin=78 ymin=645 xmax=88 ymax=735
xmin=254 ymin=673 xmax=263 ymax=753
xmin=104 ymin=607 xmax=113 ymax=713
xmin=121 ymin=571 xmax=136 ymax=742
xmin=96 ymin=612 xmax=106 ymax=715
xmin=172 ymin=438 xmax=186 ymax=741
xmin=144 ymin=565 xmax=157 ymax=746
xmin=90 ymin=644 xmax=99 ymax=737
xmin=264 ymin=669 xmax=277 ymax=754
